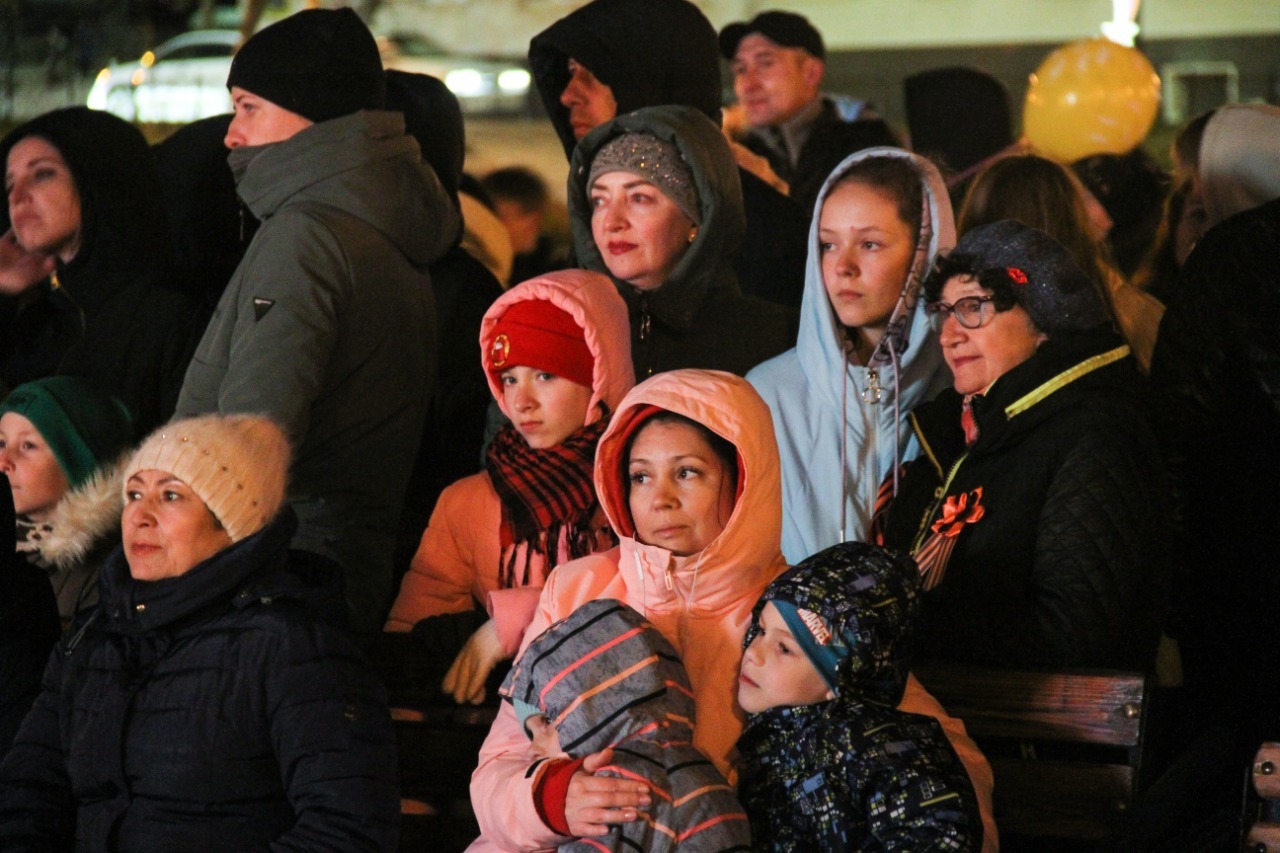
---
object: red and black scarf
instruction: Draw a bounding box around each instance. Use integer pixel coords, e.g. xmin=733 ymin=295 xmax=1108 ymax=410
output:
xmin=484 ymin=418 xmax=613 ymax=589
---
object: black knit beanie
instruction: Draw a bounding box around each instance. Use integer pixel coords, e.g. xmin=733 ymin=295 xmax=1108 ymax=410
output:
xmin=227 ymin=8 xmax=385 ymax=123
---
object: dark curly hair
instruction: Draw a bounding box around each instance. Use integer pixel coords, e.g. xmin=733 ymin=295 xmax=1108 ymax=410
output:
xmin=922 ymin=251 xmax=1018 ymax=311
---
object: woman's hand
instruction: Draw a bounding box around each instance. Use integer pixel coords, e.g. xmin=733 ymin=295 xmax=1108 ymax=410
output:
xmin=564 ymin=749 xmax=650 ymax=837
xmin=442 ymin=618 xmax=504 ymax=705
xmin=0 ymin=229 xmax=55 ymax=296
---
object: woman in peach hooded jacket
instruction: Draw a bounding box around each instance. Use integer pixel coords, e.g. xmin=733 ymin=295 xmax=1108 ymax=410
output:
xmin=466 ymin=369 xmax=996 ymax=851
xmin=385 ymin=270 xmax=634 ymax=703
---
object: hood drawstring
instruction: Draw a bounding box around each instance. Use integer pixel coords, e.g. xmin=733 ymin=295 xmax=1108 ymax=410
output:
xmin=635 ymin=549 xmax=647 ymax=618
xmin=839 ymin=348 xmax=850 ymax=543
xmin=886 ymin=334 xmax=903 ymax=497
xmin=839 ymin=347 xmax=903 ymax=544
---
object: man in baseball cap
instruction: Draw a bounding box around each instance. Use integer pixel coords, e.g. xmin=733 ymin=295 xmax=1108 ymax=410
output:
xmin=720 ymin=10 xmax=898 ymax=214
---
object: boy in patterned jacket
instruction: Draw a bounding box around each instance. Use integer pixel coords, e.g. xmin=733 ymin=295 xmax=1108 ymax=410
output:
xmin=737 ymin=542 xmax=982 ymax=851
xmin=502 ymin=599 xmax=751 ymax=852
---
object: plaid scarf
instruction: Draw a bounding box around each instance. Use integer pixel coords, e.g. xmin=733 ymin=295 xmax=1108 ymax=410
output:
xmin=485 ymin=418 xmax=612 ymax=588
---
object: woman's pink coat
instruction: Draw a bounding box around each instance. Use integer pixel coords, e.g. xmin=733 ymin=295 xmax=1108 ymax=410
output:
xmin=467 ymin=370 xmax=996 ymax=851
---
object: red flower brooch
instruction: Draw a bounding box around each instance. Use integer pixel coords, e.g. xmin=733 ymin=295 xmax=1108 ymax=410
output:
xmin=1007 ymin=267 xmax=1028 ymax=285
xmin=930 ymin=487 xmax=986 ymax=538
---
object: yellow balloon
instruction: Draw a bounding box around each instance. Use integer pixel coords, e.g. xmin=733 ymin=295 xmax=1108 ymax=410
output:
xmin=1024 ymin=38 xmax=1161 ymax=163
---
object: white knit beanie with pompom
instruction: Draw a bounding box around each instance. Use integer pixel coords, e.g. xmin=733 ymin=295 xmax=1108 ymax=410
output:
xmin=124 ymin=415 xmax=291 ymax=542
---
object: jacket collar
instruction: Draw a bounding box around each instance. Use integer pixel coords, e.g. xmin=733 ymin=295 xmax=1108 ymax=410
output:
xmin=97 ymin=511 xmax=297 ymax=635
xmin=234 ymin=111 xmax=459 ymax=266
xmin=913 ymin=327 xmax=1132 ymax=467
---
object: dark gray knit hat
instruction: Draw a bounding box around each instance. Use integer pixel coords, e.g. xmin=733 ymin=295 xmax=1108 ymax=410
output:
xmin=948 ymin=219 xmax=1108 ymax=333
xmin=227 ymin=8 xmax=385 ymax=123
xmin=587 ymin=132 xmax=701 ymax=225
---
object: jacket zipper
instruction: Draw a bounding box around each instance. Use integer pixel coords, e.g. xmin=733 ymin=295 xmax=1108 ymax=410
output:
xmin=638 ymin=292 xmax=651 ymax=342
xmin=910 ymin=451 xmax=969 ymax=554
xmin=636 ymin=291 xmax=653 ymax=376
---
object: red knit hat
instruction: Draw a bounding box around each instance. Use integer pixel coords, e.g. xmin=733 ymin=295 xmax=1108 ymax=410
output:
xmin=487 ymin=299 xmax=594 ymax=388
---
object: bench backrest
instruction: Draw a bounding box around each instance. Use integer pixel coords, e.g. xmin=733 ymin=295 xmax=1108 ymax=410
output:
xmin=915 ymin=663 xmax=1151 ymax=846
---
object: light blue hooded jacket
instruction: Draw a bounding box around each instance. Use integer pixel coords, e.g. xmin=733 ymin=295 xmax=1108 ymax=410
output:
xmin=747 ymin=148 xmax=955 ymax=564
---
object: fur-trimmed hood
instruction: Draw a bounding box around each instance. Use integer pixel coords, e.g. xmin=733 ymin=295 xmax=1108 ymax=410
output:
xmin=29 ymin=455 xmax=126 ymax=574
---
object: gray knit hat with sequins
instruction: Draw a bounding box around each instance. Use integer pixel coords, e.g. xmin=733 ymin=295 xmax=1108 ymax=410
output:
xmin=124 ymin=415 xmax=291 ymax=542
xmin=950 ymin=219 xmax=1108 ymax=333
xmin=587 ymin=132 xmax=701 ymax=225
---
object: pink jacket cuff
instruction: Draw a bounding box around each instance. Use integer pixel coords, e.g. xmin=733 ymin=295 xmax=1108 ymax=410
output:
xmin=488 ymin=587 xmax=544 ymax=657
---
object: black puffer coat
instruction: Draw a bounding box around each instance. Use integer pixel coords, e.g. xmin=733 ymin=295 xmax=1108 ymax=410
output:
xmin=529 ymin=0 xmax=809 ymax=308
xmin=0 ymin=512 xmax=399 ymax=852
xmin=879 ymin=328 xmax=1171 ymax=670
xmin=0 ymin=475 xmax=60 ymax=760
xmin=0 ymin=107 xmax=201 ymax=437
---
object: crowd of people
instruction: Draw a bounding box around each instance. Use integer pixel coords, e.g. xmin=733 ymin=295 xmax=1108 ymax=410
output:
xmin=0 ymin=1 xmax=1277 ymax=850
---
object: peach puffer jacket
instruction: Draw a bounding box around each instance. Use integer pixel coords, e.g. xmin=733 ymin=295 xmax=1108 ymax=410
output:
xmin=466 ymin=370 xmax=996 ymax=852
xmin=384 ymin=270 xmax=634 ymax=654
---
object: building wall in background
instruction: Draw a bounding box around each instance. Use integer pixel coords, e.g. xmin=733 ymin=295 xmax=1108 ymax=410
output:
xmin=377 ymin=0 xmax=1279 ymax=55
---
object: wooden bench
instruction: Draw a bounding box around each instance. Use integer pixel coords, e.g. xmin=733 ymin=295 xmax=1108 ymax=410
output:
xmin=914 ymin=663 xmax=1152 ymax=850
xmin=393 ymin=703 xmax=497 ymax=853
xmin=359 ymin=632 xmax=499 ymax=853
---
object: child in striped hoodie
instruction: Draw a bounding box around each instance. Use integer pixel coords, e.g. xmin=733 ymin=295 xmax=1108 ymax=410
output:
xmin=502 ymin=598 xmax=751 ymax=852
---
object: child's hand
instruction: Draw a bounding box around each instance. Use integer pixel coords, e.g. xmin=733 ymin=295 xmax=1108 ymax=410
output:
xmin=442 ymin=618 xmax=505 ymax=704
xmin=564 ymin=749 xmax=650 ymax=837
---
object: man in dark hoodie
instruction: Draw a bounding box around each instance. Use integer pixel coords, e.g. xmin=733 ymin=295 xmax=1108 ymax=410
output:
xmin=528 ymin=0 xmax=809 ymax=309
xmin=175 ymin=8 xmax=460 ymax=633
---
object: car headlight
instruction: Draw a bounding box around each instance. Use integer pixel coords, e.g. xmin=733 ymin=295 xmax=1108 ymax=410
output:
xmin=445 ymin=68 xmax=486 ymax=98
xmin=497 ymin=69 xmax=530 ymax=95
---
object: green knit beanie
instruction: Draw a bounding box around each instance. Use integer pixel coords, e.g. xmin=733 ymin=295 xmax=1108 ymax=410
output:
xmin=0 ymin=377 xmax=134 ymax=488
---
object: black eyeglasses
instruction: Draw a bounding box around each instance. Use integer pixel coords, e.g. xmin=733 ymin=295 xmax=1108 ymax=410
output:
xmin=924 ymin=296 xmax=998 ymax=333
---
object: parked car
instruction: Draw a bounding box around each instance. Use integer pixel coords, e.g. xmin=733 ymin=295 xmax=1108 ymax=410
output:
xmin=87 ymin=29 xmax=532 ymax=122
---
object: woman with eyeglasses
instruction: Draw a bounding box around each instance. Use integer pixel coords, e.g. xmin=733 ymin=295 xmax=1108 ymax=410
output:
xmin=874 ymin=219 xmax=1172 ymax=672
